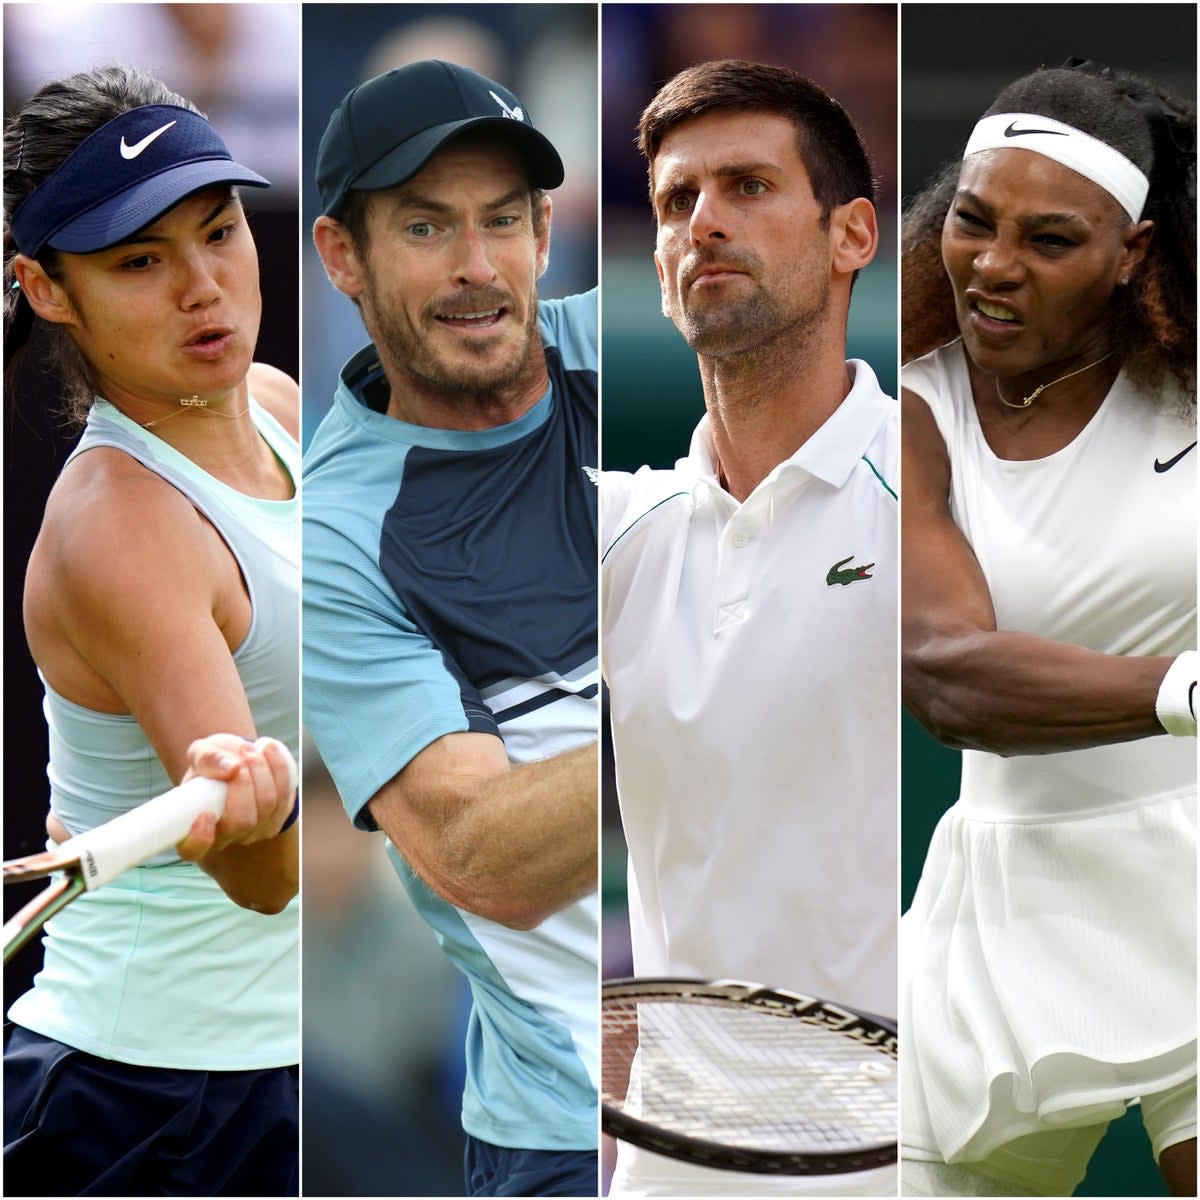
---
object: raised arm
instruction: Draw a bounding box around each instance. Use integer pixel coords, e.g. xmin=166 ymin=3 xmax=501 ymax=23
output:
xmin=367 ymin=732 xmax=597 ymax=931
xmin=901 ymin=387 xmax=1174 ymax=756
xmin=303 ymin=497 xmax=597 ymax=932
xmin=26 ymin=451 xmax=297 ymax=912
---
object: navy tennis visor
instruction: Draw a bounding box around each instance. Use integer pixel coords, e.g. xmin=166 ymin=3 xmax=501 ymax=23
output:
xmin=11 ymin=105 xmax=269 ymax=258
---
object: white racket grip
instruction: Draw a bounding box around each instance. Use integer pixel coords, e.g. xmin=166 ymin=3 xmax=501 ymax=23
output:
xmin=59 ymin=777 xmax=228 ymax=890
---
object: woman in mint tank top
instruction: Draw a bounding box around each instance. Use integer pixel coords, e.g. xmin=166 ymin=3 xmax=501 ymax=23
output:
xmin=3 ymin=66 xmax=299 ymax=1196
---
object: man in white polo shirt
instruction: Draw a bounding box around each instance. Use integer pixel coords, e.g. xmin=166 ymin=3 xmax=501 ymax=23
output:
xmin=601 ymin=60 xmax=898 ymax=1196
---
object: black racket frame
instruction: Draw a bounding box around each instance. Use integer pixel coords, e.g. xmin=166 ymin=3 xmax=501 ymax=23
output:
xmin=601 ymin=977 xmax=898 ymax=1175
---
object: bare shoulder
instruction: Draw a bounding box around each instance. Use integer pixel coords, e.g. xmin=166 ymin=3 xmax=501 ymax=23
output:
xmin=248 ymin=361 xmax=300 ymax=441
xmin=36 ymin=447 xmax=213 ymax=603
xmin=902 ymin=387 xmax=950 ymax=471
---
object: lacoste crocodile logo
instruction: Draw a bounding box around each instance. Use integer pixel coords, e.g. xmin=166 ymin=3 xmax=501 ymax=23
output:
xmin=826 ymin=556 xmax=874 ymax=586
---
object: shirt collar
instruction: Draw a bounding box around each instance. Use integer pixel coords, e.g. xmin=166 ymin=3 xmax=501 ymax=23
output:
xmin=681 ymin=359 xmax=892 ymax=497
xmin=335 ymin=342 xmax=553 ymax=450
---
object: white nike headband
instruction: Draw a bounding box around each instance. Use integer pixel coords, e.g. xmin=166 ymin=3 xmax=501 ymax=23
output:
xmin=963 ymin=112 xmax=1149 ymax=223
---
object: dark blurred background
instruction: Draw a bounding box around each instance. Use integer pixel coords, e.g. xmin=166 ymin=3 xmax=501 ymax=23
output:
xmin=3 ymin=0 xmax=299 ymax=1022
xmin=900 ymin=6 xmax=1195 ymax=1196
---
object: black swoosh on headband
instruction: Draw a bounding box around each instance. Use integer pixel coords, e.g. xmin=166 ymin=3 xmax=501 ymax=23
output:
xmin=1004 ymin=122 xmax=1069 ymax=138
xmin=1154 ymin=441 xmax=1197 ymax=473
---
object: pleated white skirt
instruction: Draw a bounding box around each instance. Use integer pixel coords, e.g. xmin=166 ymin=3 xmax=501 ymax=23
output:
xmin=901 ymin=785 xmax=1196 ymax=1164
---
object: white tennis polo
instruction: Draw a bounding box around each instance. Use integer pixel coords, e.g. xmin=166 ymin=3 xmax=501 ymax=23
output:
xmin=601 ymin=359 xmax=898 ymax=1021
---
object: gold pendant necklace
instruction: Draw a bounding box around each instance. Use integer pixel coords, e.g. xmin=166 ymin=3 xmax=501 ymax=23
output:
xmin=142 ymin=395 xmax=250 ymax=429
xmin=995 ymin=352 xmax=1114 ymax=410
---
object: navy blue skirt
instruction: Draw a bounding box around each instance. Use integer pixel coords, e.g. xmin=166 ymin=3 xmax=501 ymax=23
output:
xmin=4 ymin=1024 xmax=298 ymax=1196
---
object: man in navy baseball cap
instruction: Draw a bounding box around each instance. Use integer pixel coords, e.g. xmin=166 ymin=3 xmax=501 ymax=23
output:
xmin=305 ymin=58 xmax=599 ymax=1199
xmin=315 ymin=59 xmax=564 ymax=218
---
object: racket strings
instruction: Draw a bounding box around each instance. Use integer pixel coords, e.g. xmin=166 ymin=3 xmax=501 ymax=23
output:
xmin=602 ymin=996 xmax=896 ymax=1154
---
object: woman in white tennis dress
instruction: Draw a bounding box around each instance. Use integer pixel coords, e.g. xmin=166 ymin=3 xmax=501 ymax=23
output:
xmin=900 ymin=61 xmax=1196 ymax=1197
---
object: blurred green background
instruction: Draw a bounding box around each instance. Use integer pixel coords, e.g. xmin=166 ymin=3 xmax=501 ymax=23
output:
xmin=602 ymin=258 xmax=898 ymax=472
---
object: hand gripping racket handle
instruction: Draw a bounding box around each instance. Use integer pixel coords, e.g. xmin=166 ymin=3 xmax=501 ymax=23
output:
xmin=55 ymin=742 xmax=298 ymax=890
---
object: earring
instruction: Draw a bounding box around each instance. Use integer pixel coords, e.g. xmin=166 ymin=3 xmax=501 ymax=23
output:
xmin=1119 ymin=276 xmax=1131 ymax=286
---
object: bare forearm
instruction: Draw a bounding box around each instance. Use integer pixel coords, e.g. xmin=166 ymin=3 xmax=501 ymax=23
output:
xmin=905 ymin=627 xmax=1173 ymax=755
xmin=446 ymin=742 xmax=598 ymax=925
xmin=199 ymin=826 xmax=299 ymax=915
xmin=373 ymin=739 xmax=598 ymax=930
xmin=178 ymin=737 xmax=300 ymax=913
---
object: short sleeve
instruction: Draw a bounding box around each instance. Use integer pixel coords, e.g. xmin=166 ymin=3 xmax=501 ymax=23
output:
xmin=539 ymin=289 xmax=598 ymax=375
xmin=303 ymin=510 xmax=483 ymax=830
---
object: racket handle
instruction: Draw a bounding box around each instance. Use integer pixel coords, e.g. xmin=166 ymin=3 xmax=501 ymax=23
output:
xmin=54 ymin=741 xmax=299 ymax=890
xmin=56 ymin=777 xmax=229 ymax=890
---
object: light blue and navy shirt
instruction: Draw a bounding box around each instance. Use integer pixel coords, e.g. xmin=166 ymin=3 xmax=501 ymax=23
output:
xmin=303 ymin=291 xmax=598 ymax=1151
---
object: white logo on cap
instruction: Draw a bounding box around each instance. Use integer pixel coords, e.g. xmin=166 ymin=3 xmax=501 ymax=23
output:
xmin=489 ymin=91 xmax=525 ymax=123
xmin=120 ymin=120 xmax=177 ymax=160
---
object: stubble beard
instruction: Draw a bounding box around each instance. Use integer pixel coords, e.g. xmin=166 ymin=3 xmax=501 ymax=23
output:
xmin=672 ymin=271 xmax=831 ymax=368
xmin=365 ymin=276 xmax=543 ymax=408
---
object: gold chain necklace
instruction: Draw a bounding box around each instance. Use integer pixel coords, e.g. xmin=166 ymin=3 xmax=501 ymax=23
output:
xmin=995 ymin=352 xmax=1114 ymax=410
xmin=142 ymin=395 xmax=250 ymax=429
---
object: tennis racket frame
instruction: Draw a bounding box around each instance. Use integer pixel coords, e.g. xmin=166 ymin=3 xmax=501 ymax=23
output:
xmin=601 ymin=976 xmax=898 ymax=1176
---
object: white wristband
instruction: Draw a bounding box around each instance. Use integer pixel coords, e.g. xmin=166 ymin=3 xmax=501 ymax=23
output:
xmin=1156 ymin=651 xmax=1198 ymax=737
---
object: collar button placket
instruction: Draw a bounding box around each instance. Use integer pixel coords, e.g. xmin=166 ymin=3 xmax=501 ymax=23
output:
xmin=714 ymin=512 xmax=755 ymax=634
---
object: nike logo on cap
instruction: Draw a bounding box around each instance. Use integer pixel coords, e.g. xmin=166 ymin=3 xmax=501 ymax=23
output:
xmin=1154 ymin=441 xmax=1197 ymax=473
xmin=1004 ymin=121 xmax=1068 ymax=138
xmin=120 ymin=120 xmax=176 ymax=160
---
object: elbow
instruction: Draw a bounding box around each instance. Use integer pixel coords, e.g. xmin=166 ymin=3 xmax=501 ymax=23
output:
xmin=227 ymin=880 xmax=298 ymax=915
xmin=478 ymin=900 xmax=552 ymax=932
xmin=903 ymin=632 xmax=1001 ymax=753
xmin=432 ymin=825 xmax=547 ymax=929
xmin=250 ymin=884 xmax=299 ymax=916
xmin=205 ymin=860 xmax=298 ymax=914
xmin=218 ymin=862 xmax=299 ymax=915
xmin=436 ymin=860 xmax=553 ymax=930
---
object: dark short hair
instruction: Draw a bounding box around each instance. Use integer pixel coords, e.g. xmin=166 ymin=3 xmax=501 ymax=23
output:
xmin=4 ymin=67 xmax=202 ymax=424
xmin=637 ymin=59 xmax=877 ymax=215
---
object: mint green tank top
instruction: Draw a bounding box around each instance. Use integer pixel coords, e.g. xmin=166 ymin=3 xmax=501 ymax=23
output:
xmin=8 ymin=397 xmax=299 ymax=1069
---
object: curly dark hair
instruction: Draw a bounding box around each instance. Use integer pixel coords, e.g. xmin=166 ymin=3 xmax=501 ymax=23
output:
xmin=902 ymin=63 xmax=1196 ymax=402
xmin=4 ymin=67 xmax=201 ymax=425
